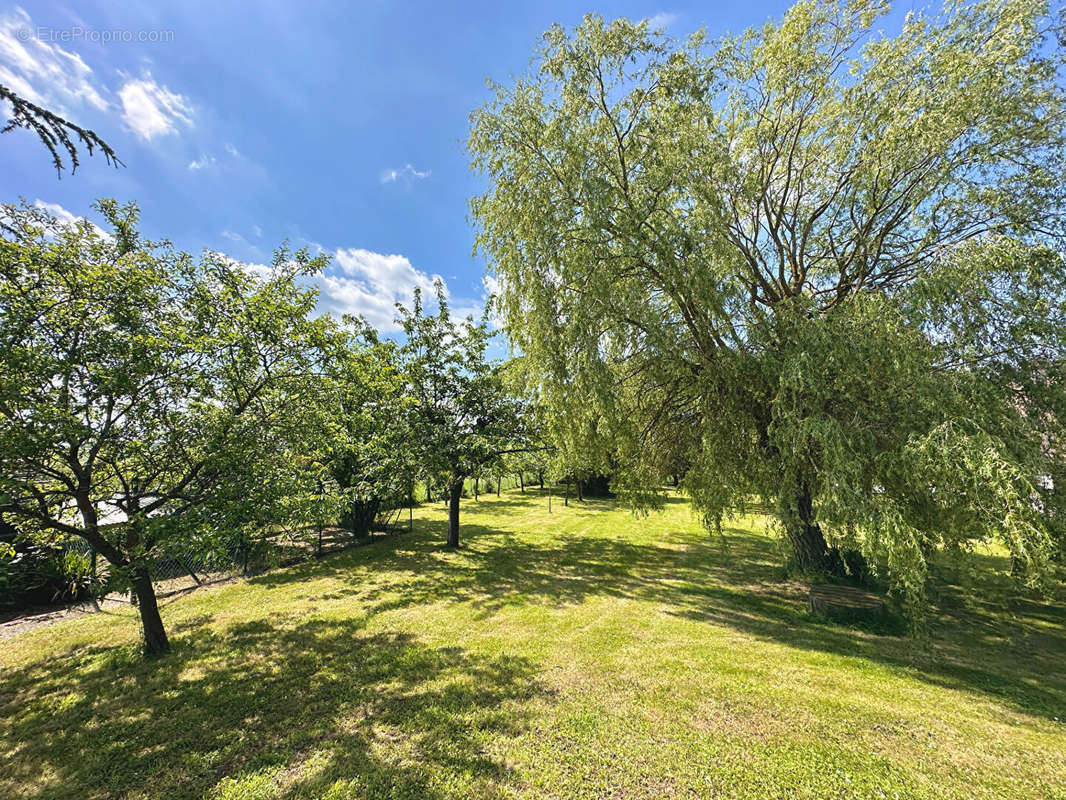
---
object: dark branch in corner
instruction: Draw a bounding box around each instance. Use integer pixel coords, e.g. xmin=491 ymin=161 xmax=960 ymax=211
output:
xmin=1 ymin=83 xmax=123 ymax=176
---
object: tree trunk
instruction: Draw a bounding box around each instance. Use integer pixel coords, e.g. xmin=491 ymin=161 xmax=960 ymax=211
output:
xmin=497 ymin=476 xmax=501 ymax=496
xmin=131 ymin=567 xmax=169 ymax=655
xmin=519 ymin=473 xmax=524 ymax=493
xmin=474 ymin=477 xmax=479 ymax=500
xmin=340 ymin=497 xmax=381 ymax=537
xmin=782 ymin=484 xmax=833 ymax=573
xmin=447 ymin=480 xmax=462 ymax=548
xmin=576 ymin=480 xmax=583 ymax=502
xmin=538 ymin=471 xmax=544 ymax=489
xmin=564 ymin=480 xmax=569 ymax=507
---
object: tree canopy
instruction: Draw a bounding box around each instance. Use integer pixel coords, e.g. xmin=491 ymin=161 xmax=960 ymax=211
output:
xmin=313 ymin=321 xmax=415 ymax=537
xmin=398 ymin=283 xmax=536 ymax=547
xmin=469 ymin=0 xmax=1066 ymax=609
xmin=0 ymin=201 xmax=329 ymax=652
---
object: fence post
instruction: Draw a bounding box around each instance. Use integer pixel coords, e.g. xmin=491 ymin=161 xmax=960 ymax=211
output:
xmin=180 ymin=555 xmax=202 ymax=585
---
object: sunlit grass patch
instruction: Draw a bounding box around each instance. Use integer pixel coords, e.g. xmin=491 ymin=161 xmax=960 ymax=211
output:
xmin=1 ymin=490 xmax=1064 ymax=799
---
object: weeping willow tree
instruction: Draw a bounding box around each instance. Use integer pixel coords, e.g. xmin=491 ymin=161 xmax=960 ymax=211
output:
xmin=469 ymin=0 xmax=1066 ymax=609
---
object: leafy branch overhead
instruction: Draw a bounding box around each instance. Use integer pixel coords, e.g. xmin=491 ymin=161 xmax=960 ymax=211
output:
xmin=1 ymin=83 xmax=122 ymax=175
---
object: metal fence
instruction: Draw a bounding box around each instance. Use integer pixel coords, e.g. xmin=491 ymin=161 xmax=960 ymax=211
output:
xmin=66 ymin=511 xmax=414 ymax=601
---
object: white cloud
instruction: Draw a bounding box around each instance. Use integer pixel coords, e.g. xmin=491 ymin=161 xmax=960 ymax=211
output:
xmin=316 ymin=248 xmax=493 ymax=333
xmin=187 ymin=143 xmax=250 ymax=172
xmin=251 ymin=225 xmax=262 ymax=238
xmin=380 ymin=163 xmax=430 ymax=184
xmin=34 ymin=199 xmax=79 ymax=225
xmin=118 ymin=75 xmax=192 ymax=140
xmin=0 ymin=8 xmax=108 ymax=112
xmin=320 ymin=248 xmax=444 ymax=331
xmin=238 ymin=261 xmax=273 ymax=280
xmin=188 ymin=154 xmax=216 ymax=170
xmin=482 ymin=274 xmax=502 ymax=299
xmin=334 ymin=248 xmax=439 ymax=293
xmin=208 ymin=250 xmax=273 ymax=281
xmin=0 ymin=11 xmax=198 ymax=154
xmin=33 ymin=199 xmax=107 ymax=238
xmin=646 ymin=12 xmax=680 ymax=30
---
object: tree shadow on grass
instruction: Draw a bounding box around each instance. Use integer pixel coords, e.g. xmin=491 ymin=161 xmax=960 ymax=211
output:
xmin=252 ymin=504 xmax=1066 ymax=725
xmin=0 ymin=616 xmax=547 ymax=800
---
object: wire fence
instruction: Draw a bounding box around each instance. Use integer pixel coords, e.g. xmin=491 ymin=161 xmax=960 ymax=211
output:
xmin=49 ymin=473 xmax=546 ymax=606
xmin=65 ymin=510 xmax=415 ymax=602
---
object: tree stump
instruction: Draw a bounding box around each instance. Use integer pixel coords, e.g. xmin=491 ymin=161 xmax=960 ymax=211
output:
xmin=808 ymin=584 xmax=884 ymax=620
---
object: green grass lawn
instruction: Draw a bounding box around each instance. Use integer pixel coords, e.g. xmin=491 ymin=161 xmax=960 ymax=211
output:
xmin=2 ymin=491 xmax=1065 ymax=800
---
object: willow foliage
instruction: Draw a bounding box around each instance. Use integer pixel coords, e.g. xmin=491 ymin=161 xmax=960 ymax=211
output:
xmin=470 ymin=0 xmax=1066 ymax=611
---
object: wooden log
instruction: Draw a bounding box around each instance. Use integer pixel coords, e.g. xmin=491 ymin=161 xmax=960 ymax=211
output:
xmin=809 ymin=584 xmax=884 ymax=619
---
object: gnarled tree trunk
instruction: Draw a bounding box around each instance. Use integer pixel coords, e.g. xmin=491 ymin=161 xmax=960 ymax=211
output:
xmin=781 ymin=484 xmax=833 ymax=573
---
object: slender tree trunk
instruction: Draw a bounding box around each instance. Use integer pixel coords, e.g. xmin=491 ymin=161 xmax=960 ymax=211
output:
xmin=497 ymin=476 xmax=501 ymax=496
xmin=538 ymin=471 xmax=544 ymax=489
xmin=447 ymin=480 xmax=462 ymax=548
xmin=564 ymin=480 xmax=569 ymax=507
xmin=519 ymin=473 xmax=524 ymax=493
xmin=782 ymin=484 xmax=833 ymax=573
xmin=577 ymin=480 xmax=583 ymax=502
xmin=131 ymin=567 xmax=169 ymax=655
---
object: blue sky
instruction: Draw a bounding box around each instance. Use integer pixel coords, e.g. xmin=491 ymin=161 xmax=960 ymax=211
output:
xmin=0 ymin=0 xmax=807 ymax=333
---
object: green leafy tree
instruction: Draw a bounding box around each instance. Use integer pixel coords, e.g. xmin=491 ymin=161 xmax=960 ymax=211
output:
xmin=0 ymin=201 xmax=329 ymax=653
xmin=398 ymin=283 xmax=534 ymax=547
xmin=316 ymin=321 xmax=415 ymax=538
xmin=470 ymin=0 xmax=1066 ymax=608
